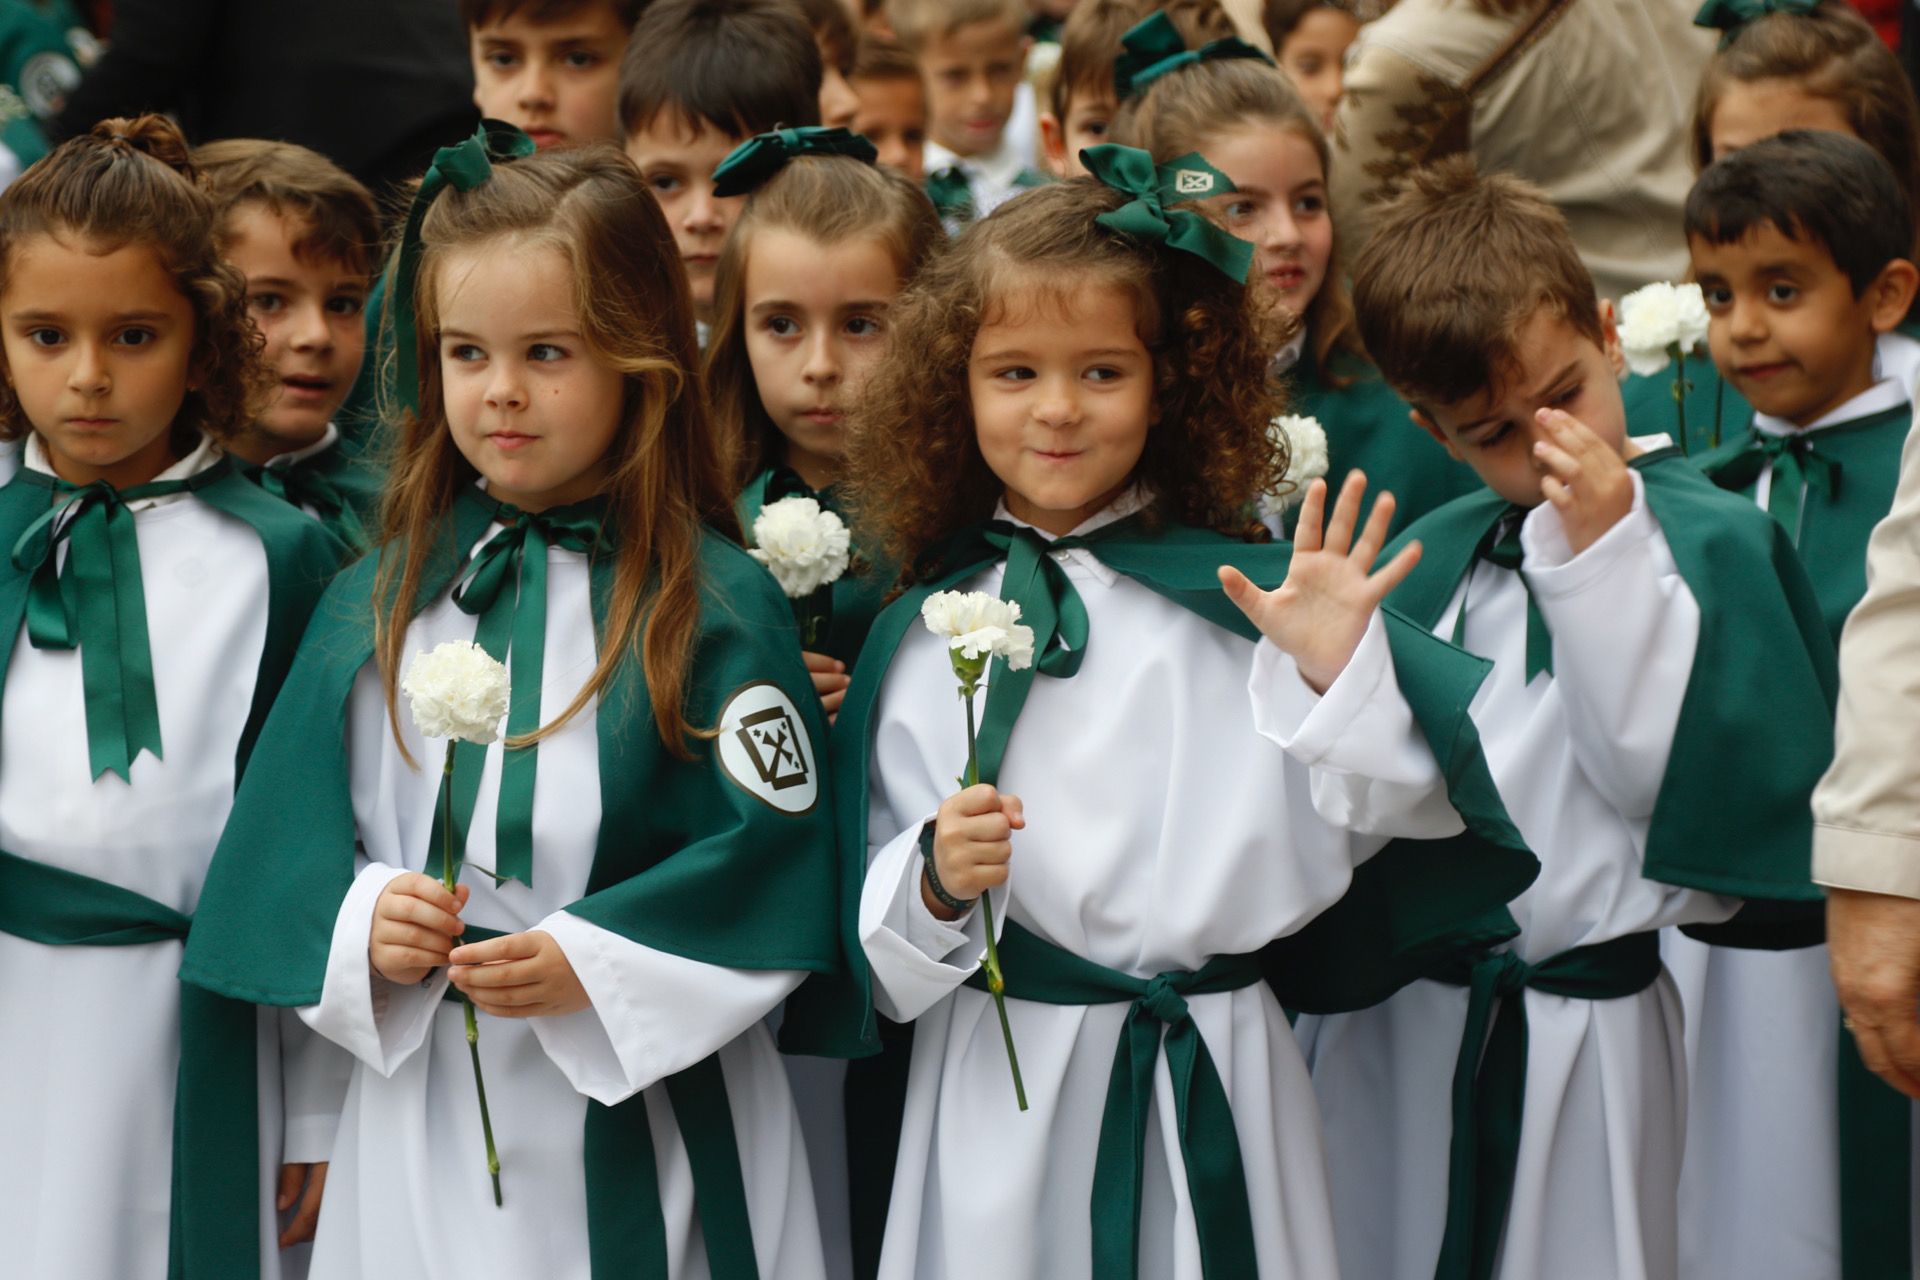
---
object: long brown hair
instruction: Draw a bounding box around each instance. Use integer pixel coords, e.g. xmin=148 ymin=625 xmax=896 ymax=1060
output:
xmin=0 ymin=115 xmax=269 ymax=451
xmin=375 ymin=144 xmax=729 ymax=759
xmin=1112 ymin=57 xmax=1363 ymax=384
xmin=704 ymin=155 xmax=941 ymax=491
xmin=844 ymin=178 xmax=1288 ymax=575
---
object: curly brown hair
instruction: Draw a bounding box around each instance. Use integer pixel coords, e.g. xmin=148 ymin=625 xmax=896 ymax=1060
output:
xmin=0 ymin=115 xmax=270 ymax=454
xmin=844 ymin=177 xmax=1289 ymax=577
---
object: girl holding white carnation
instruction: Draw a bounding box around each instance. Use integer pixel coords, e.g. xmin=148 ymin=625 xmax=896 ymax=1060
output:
xmin=1110 ymin=27 xmax=1478 ymax=539
xmin=182 ymin=135 xmax=845 ymax=1280
xmin=834 ymin=152 xmax=1536 ymax=1280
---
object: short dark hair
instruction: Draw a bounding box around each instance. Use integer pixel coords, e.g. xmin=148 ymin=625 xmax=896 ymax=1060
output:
xmin=459 ymin=0 xmax=645 ymax=30
xmin=1686 ymin=129 xmax=1913 ymax=296
xmin=619 ymin=0 xmax=822 ymax=137
xmin=786 ymin=0 xmax=856 ymax=74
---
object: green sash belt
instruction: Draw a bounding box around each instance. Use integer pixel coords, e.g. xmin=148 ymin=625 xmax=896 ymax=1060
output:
xmin=0 ymin=847 xmax=259 ymax=1280
xmin=965 ymin=919 xmax=1263 ymax=1279
xmin=1429 ymin=930 xmax=1663 ymax=1280
xmin=438 ymin=922 xmax=762 ymax=1280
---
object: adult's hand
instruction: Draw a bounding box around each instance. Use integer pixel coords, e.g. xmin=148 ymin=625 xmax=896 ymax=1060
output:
xmin=1830 ymin=887 xmax=1920 ymax=1098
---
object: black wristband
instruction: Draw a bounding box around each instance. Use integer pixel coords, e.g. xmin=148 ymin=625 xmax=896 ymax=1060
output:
xmin=918 ymin=823 xmax=978 ymax=914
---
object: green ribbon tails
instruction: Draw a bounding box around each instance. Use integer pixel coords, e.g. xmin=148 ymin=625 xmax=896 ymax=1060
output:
xmin=712 ymin=126 xmax=878 ymax=197
xmin=10 ymin=467 xmax=221 ymax=780
xmin=1080 ymin=145 xmax=1253 ymax=283
xmin=437 ymin=498 xmax=609 ymax=888
xmin=1448 ymin=508 xmax=1552 ymax=681
xmin=253 ymin=459 xmax=368 ymax=548
xmin=390 ymin=120 xmax=534 ymax=417
xmin=1711 ymin=431 xmax=1840 ymax=545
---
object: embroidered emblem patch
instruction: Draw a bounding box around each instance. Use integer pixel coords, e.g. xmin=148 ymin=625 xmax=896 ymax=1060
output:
xmin=19 ymin=52 xmax=78 ymax=120
xmin=1174 ymin=169 xmax=1214 ymax=195
xmin=716 ymin=681 xmax=818 ymax=814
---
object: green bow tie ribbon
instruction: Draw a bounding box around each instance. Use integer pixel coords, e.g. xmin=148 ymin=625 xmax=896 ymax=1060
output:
xmin=430 ymin=497 xmax=609 ymax=888
xmin=1080 ymin=145 xmax=1253 ymax=283
xmin=925 ymin=165 xmax=974 ymax=221
xmin=254 ymin=458 xmax=367 ymax=547
xmin=1693 ymin=0 xmax=1817 ymax=44
xmin=11 ymin=468 xmax=214 ymax=781
xmin=1716 ymin=431 xmax=1840 ymax=543
xmin=1454 ymin=508 xmax=1553 ymax=681
xmin=711 ymin=126 xmax=879 ymax=198
xmin=390 ymin=120 xmax=535 ymax=417
xmin=1112 ymin=11 xmax=1274 ymax=99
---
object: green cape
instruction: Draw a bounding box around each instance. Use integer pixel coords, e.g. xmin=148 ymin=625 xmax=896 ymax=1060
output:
xmin=239 ymin=434 xmax=386 ymax=555
xmin=735 ymin=467 xmax=894 ymax=668
xmin=180 ymin=488 xmax=842 ymax=1279
xmin=1621 ymin=350 xmax=1753 ymax=456
xmin=780 ymin=515 xmax=1541 ymax=1056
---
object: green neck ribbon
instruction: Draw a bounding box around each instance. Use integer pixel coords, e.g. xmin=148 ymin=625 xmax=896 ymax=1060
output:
xmin=253 ymin=457 xmax=367 ymax=549
xmin=1449 ymin=507 xmax=1552 ymax=682
xmin=711 ymin=126 xmax=879 ymax=198
xmin=390 ymin=120 xmax=535 ymax=418
xmin=1080 ymin=144 xmax=1253 ymax=282
xmin=10 ymin=466 xmax=221 ymax=781
xmin=1112 ymin=11 xmax=1274 ymax=99
xmin=433 ymin=496 xmax=610 ymax=888
xmin=1711 ymin=431 xmax=1840 ymax=545
xmin=1693 ymin=0 xmax=1817 ymax=43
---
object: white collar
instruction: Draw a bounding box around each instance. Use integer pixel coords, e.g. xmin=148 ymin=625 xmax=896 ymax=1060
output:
xmin=1271 ymin=332 xmax=1307 ymax=376
xmin=924 ymin=134 xmax=1027 ymax=194
xmin=262 ymin=422 xmax=340 ymax=470
xmin=1754 ymin=331 xmax=1920 ymax=437
xmin=25 ymin=431 xmax=223 ymax=511
xmin=990 ymin=486 xmax=1151 ymax=587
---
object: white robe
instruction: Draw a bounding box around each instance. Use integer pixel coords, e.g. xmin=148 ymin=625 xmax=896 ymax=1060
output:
xmin=1662 ymin=344 xmax=1920 ymax=1279
xmin=858 ymin=497 xmax=1457 ymax=1280
xmin=300 ymin=528 xmax=826 ymax=1280
xmin=0 ymin=436 xmax=343 ymax=1280
xmin=1256 ymin=475 xmax=1739 ymax=1280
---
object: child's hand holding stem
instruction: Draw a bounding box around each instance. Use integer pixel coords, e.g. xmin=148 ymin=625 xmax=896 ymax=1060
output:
xmin=369 ymin=873 xmax=470 ymax=985
xmin=924 ymin=783 xmax=1026 ymax=921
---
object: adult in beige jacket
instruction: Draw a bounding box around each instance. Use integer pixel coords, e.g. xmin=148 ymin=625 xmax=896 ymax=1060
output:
xmin=1817 ymin=419 xmax=1920 ymax=1098
xmin=1328 ymin=0 xmax=1714 ymax=305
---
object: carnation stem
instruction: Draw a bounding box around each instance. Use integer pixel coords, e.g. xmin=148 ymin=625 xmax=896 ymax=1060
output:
xmin=963 ymin=686 xmax=1028 ymax=1112
xmin=440 ymin=750 xmax=505 ymax=1206
xmin=1670 ymin=343 xmax=1690 ymax=456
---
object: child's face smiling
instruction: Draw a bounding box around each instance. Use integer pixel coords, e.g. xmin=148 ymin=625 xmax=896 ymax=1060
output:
xmin=469 ymin=5 xmax=629 ymax=149
xmin=1693 ymin=223 xmax=1917 ymax=428
xmin=436 ymin=239 xmax=624 ymax=512
xmin=1 ymin=233 xmax=196 ymax=489
xmin=626 ymin=115 xmax=745 ymax=319
xmin=851 ymin=75 xmax=928 ymax=181
xmin=221 ymin=203 xmax=368 ymax=462
xmin=970 ymin=281 xmax=1156 ymax=536
xmin=1200 ymin=123 xmax=1333 ymax=327
xmin=1417 ymin=306 xmax=1629 ymax=509
xmin=920 ymin=19 xmax=1028 ymax=156
xmin=742 ymin=227 xmax=901 ymax=490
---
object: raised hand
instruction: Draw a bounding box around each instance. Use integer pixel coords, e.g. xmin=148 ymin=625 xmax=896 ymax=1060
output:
xmin=1220 ymin=470 xmax=1422 ymax=694
xmin=1533 ymin=407 xmax=1633 ymax=555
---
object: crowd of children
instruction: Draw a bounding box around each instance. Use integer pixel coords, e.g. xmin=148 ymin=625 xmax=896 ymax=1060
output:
xmin=7 ymin=0 xmax=1920 ymax=1277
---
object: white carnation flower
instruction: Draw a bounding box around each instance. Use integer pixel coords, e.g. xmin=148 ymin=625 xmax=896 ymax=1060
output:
xmin=921 ymin=590 xmax=1035 ymax=671
xmin=402 ymin=641 xmax=510 ymax=745
xmin=1618 ymin=282 xmax=1710 ymax=377
xmin=1261 ymin=413 xmax=1330 ymax=517
xmin=749 ymin=496 xmax=852 ymax=598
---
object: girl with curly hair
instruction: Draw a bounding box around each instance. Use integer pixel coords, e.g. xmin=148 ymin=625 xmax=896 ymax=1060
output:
xmin=0 ymin=114 xmax=348 ymax=1277
xmin=836 ymin=149 xmax=1532 ymax=1280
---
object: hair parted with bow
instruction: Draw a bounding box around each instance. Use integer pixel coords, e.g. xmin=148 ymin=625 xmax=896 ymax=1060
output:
xmin=711 ymin=126 xmax=880 ymax=198
xmin=1079 ymin=144 xmax=1254 ymax=282
xmin=1112 ymin=11 xmax=1274 ymax=100
xmin=389 ymin=119 xmax=536 ymax=415
xmin=1693 ymin=0 xmax=1820 ymax=45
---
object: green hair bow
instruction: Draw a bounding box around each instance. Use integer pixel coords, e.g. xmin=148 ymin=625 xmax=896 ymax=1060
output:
xmin=1693 ymin=0 xmax=1818 ymax=44
xmin=1081 ymin=144 xmax=1253 ymax=282
xmin=711 ymin=126 xmax=880 ymax=197
xmin=1112 ymin=11 xmax=1274 ymax=100
xmin=390 ymin=119 xmax=536 ymax=416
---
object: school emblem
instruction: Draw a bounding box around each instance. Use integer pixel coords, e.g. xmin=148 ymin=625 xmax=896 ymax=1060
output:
xmin=716 ymin=681 xmax=818 ymax=814
xmin=1173 ymin=169 xmax=1214 ymax=195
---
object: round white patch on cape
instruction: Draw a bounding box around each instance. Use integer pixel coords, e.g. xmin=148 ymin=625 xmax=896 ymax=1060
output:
xmin=716 ymin=681 xmax=819 ymax=814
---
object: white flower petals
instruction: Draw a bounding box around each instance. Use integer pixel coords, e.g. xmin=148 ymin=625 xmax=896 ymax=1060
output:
xmin=1618 ymin=282 xmax=1710 ymax=378
xmin=749 ymin=496 xmax=852 ymax=598
xmin=402 ymin=640 xmax=511 ymax=744
xmin=921 ymin=590 xmax=1036 ymax=671
xmin=1262 ymin=413 xmax=1331 ymax=517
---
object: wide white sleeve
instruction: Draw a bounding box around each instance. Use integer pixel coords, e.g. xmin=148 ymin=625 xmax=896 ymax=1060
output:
xmin=297 ymin=860 xmax=449 ymax=1074
xmin=1522 ymin=473 xmax=1699 ymax=821
xmin=1248 ymin=610 xmax=1468 ymax=839
xmin=279 ymin=1006 xmax=352 ymax=1163
xmin=531 ymin=912 xmax=804 ymax=1106
xmin=857 ymin=817 xmax=1008 ymax=1023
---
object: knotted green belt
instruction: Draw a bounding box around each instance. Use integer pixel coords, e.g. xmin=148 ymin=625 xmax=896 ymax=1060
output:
xmin=0 ymin=847 xmax=258 ymax=1279
xmin=441 ymin=923 xmax=763 ymax=1279
xmin=1428 ymin=930 xmax=1663 ymax=1280
xmin=964 ymin=918 xmax=1263 ymax=1279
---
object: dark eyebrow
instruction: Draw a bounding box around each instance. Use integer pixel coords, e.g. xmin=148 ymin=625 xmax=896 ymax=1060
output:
xmin=1454 ymin=361 xmax=1581 ymax=432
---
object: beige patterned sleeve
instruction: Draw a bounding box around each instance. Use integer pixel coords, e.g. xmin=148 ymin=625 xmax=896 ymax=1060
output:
xmin=1328 ymin=42 xmax=1473 ymax=265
